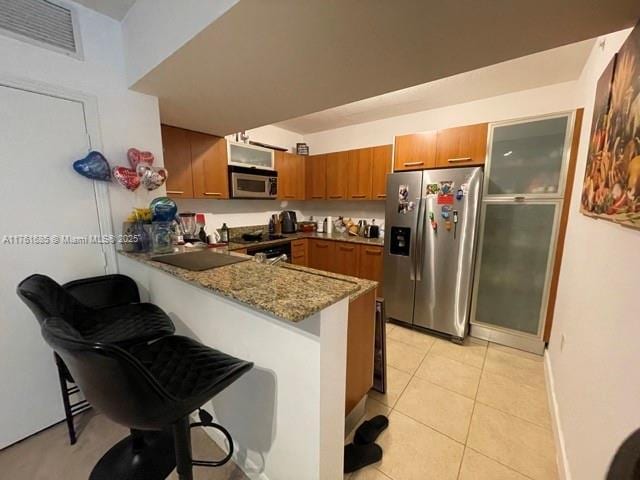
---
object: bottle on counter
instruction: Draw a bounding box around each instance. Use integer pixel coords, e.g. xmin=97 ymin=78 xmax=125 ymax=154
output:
xmin=198 ymin=225 xmax=207 ymax=243
xmin=268 ymin=216 xmax=275 ymax=235
xmin=220 ymin=223 xmax=229 ymax=243
xmin=317 ymin=217 xmax=325 ymax=233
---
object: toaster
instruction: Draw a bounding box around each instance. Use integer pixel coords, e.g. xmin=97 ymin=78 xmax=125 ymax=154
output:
xmin=364 ymin=224 xmax=380 ymax=238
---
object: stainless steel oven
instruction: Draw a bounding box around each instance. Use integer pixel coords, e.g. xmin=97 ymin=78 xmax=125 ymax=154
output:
xmin=228 ymin=165 xmax=277 ymax=199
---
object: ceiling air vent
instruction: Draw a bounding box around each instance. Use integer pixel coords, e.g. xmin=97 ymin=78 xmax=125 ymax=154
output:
xmin=0 ymin=0 xmax=81 ymax=57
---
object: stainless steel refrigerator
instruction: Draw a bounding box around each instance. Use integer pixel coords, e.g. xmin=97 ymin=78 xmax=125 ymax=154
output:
xmin=383 ymin=167 xmax=482 ymax=341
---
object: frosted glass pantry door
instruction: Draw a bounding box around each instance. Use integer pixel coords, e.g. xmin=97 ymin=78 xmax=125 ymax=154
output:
xmin=486 ymin=115 xmax=570 ymax=197
xmin=473 ymin=203 xmax=558 ymax=335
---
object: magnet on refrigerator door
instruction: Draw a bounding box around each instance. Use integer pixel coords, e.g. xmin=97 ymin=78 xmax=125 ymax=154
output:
xmin=398 ymin=184 xmax=416 ymax=214
xmin=425 ymin=183 xmax=440 ymax=197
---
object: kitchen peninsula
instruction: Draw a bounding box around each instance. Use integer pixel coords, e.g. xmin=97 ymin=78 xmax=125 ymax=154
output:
xmin=117 ymin=247 xmax=377 ymax=480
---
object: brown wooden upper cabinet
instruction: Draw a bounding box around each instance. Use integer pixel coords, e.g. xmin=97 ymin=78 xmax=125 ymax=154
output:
xmin=161 ymin=125 xmax=194 ymax=198
xmin=276 ymin=152 xmax=305 ymax=200
xmin=190 ymin=131 xmax=229 ymax=199
xmin=394 ymin=131 xmax=437 ymax=171
xmin=347 ymin=148 xmax=373 ymax=200
xmin=305 ymin=154 xmax=327 ymax=200
xmin=371 ymin=145 xmax=392 ymax=200
xmin=435 ymin=123 xmax=488 ymax=167
xmin=326 ymin=151 xmax=349 ymax=200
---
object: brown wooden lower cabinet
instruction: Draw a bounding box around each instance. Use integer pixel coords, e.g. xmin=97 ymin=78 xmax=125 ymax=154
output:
xmin=358 ymin=245 xmax=384 ymax=297
xmin=290 ymin=239 xmax=308 ymax=266
xmin=345 ymin=289 xmax=376 ymax=414
xmin=307 ymin=239 xmax=384 ymax=295
xmin=308 ymin=239 xmax=335 ymax=271
xmin=332 ymin=242 xmax=360 ymax=277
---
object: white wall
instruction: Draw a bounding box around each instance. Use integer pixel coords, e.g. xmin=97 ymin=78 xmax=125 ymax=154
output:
xmin=176 ymin=198 xmax=386 ymax=235
xmin=122 ymin=0 xmax=239 ymax=85
xmin=304 ymin=81 xmax=580 ymax=154
xmin=547 ymin=28 xmax=640 ymax=480
xmin=0 ymin=2 xmax=165 ymax=239
xmin=0 ymin=2 xmax=165 ymax=444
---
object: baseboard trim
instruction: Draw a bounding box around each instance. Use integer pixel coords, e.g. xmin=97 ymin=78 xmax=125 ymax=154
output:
xmin=544 ymin=352 xmax=571 ymax=480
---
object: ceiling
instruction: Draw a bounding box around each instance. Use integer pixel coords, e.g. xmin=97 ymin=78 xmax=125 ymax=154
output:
xmin=72 ymin=0 xmax=135 ymax=20
xmin=276 ymin=40 xmax=595 ymax=134
xmin=131 ymin=0 xmax=640 ymax=137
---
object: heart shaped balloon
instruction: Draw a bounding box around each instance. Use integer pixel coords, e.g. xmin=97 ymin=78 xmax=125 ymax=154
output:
xmin=136 ymin=163 xmax=152 ymax=178
xmin=127 ymin=148 xmax=154 ymax=169
xmin=141 ymin=167 xmax=168 ymax=191
xmin=73 ymin=151 xmax=111 ymax=181
xmin=113 ymin=166 xmax=140 ymax=191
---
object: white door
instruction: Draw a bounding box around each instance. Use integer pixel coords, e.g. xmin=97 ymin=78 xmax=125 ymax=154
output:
xmin=0 ymin=85 xmax=107 ymax=448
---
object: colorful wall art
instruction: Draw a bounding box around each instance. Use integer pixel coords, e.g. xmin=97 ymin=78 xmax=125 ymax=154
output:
xmin=581 ymin=22 xmax=640 ymax=229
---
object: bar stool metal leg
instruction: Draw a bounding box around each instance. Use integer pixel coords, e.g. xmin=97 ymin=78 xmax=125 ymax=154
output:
xmin=173 ymin=416 xmax=193 ymax=480
xmin=54 ymin=353 xmax=77 ymax=445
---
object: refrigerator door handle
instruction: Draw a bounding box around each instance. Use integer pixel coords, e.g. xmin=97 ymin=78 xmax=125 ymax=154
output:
xmin=415 ymin=197 xmax=425 ymax=281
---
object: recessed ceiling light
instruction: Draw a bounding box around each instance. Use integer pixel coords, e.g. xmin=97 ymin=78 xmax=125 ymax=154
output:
xmin=503 ymin=151 xmax=513 ymax=157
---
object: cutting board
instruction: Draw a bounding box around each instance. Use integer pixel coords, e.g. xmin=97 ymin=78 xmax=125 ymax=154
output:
xmin=151 ymin=250 xmax=250 ymax=271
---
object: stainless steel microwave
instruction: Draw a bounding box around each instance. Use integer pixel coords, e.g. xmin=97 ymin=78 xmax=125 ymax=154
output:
xmin=228 ymin=166 xmax=277 ymax=199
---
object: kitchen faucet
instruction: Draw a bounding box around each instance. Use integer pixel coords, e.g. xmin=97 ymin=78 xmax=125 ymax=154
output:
xmin=266 ymin=254 xmax=288 ymax=266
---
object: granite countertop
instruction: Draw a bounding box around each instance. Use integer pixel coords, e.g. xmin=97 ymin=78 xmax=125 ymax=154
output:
xmin=118 ymin=248 xmax=377 ymax=323
xmin=227 ymin=231 xmax=384 ymax=251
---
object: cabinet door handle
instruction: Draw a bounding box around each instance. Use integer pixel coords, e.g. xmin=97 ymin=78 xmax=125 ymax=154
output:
xmin=204 ymin=192 xmax=222 ymax=196
xmin=328 ymin=195 xmax=342 ymax=199
xmin=284 ymin=195 xmax=296 ymax=199
xmin=376 ymin=194 xmax=386 ymax=198
xmin=311 ymin=195 xmax=324 ymax=199
xmin=403 ymin=161 xmax=424 ymax=167
xmin=166 ymin=190 xmax=184 ymax=194
xmin=351 ymin=194 xmax=367 ymax=199
xmin=447 ymin=157 xmax=472 ymax=163
xmin=316 ymin=244 xmax=329 ymax=248
xmin=365 ymin=249 xmax=381 ymax=255
xmin=339 ymin=246 xmax=354 ymax=251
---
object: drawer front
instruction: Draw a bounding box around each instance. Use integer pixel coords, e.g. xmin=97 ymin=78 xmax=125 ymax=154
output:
xmin=291 ymin=239 xmax=308 ymax=266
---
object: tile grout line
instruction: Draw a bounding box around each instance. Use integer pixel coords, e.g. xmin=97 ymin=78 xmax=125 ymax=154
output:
xmin=460 ymin=343 xmax=487 ymax=447
xmin=456 ymin=445 xmax=468 ymax=480
xmin=473 ymin=399 xmax=554 ymax=432
xmin=391 ymin=408 xmax=466 ymax=447
xmin=465 ymin=446 xmax=539 ymax=480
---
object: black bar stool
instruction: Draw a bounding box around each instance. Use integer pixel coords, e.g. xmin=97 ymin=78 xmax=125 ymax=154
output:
xmin=40 ymin=317 xmax=253 ymax=480
xmin=17 ymin=273 xmax=176 ymax=444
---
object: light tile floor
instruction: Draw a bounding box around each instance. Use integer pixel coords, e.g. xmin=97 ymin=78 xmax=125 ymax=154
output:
xmin=347 ymin=322 xmax=558 ymax=480
xmin=0 ymin=411 xmax=248 ymax=479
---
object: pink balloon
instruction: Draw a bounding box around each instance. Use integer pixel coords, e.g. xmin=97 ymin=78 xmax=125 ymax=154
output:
xmin=113 ymin=166 xmax=140 ymax=191
xmin=127 ymin=148 xmax=154 ymax=169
